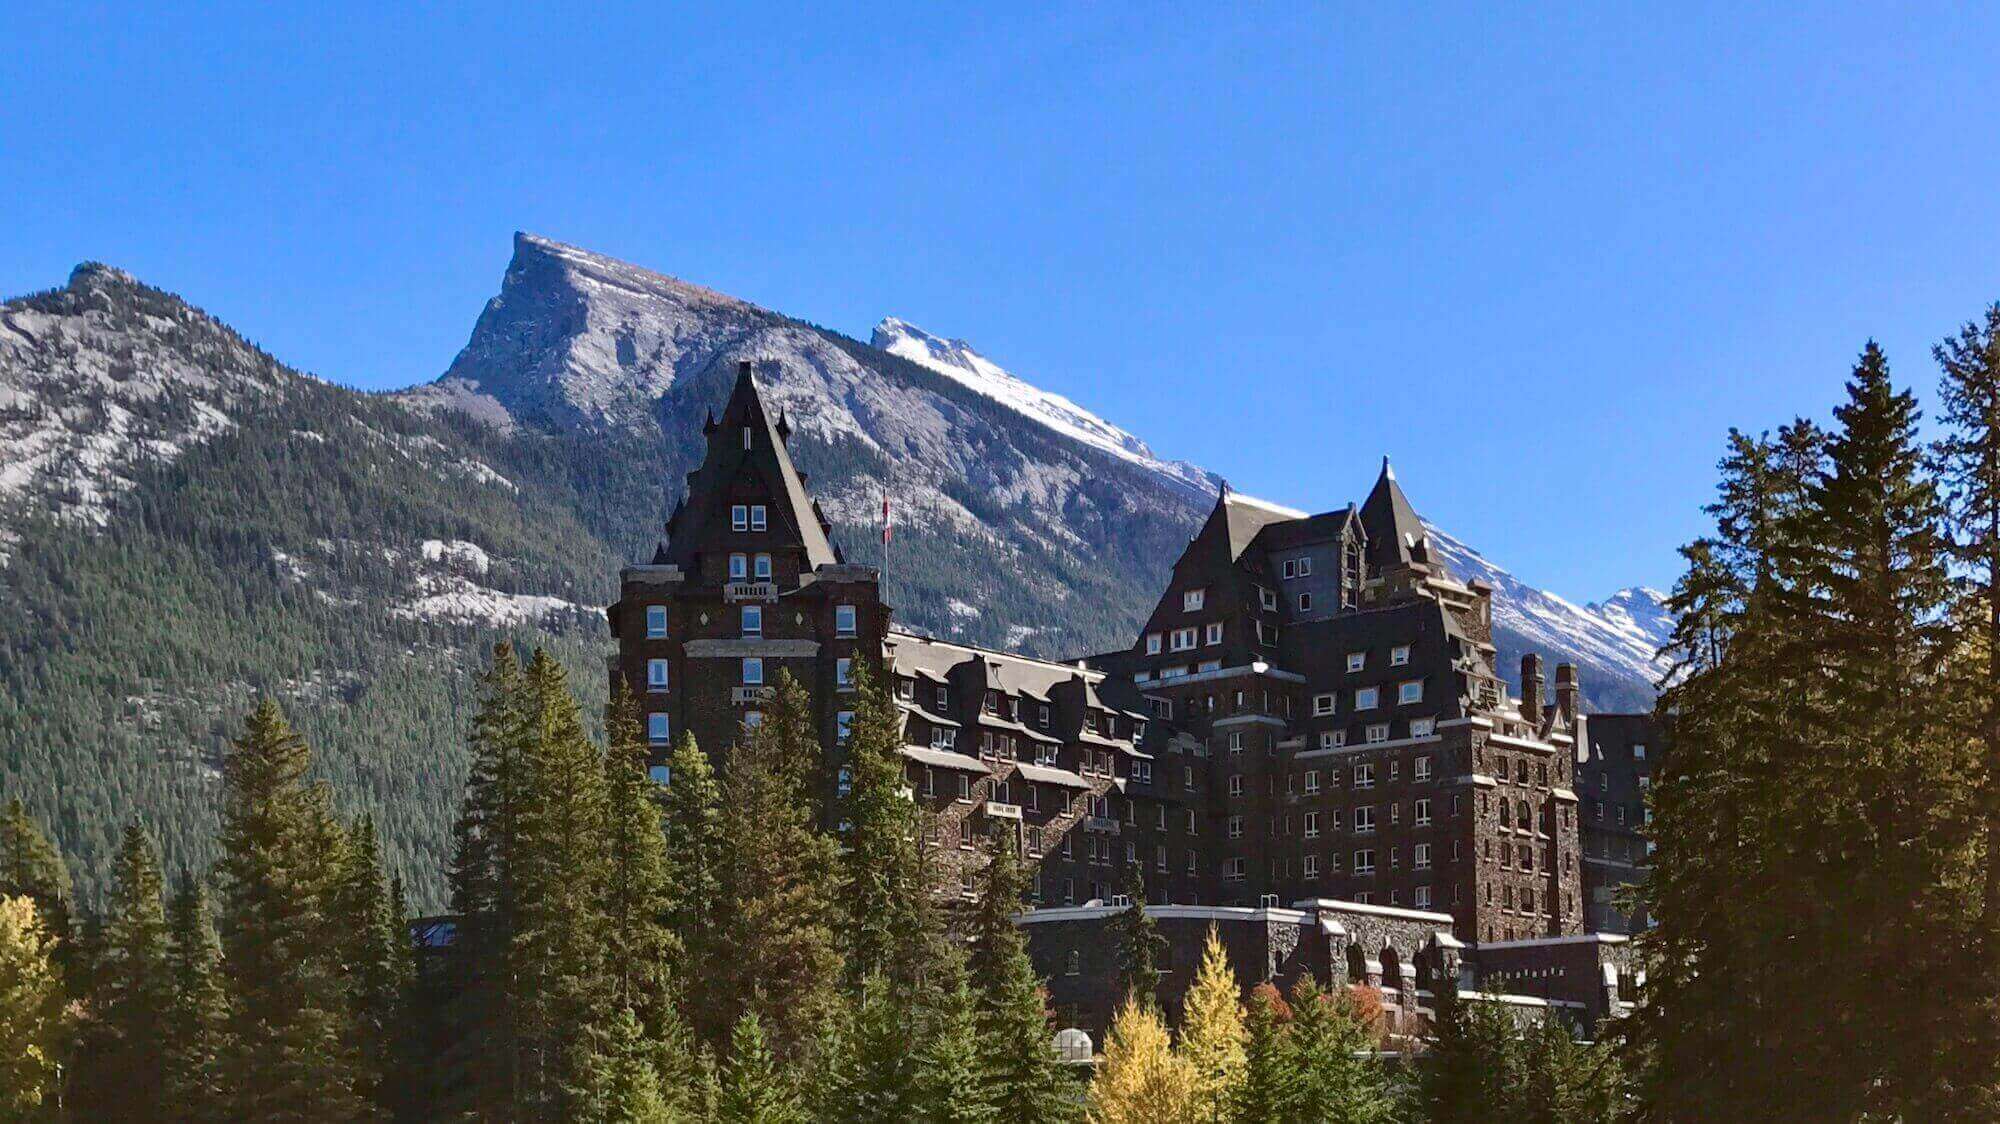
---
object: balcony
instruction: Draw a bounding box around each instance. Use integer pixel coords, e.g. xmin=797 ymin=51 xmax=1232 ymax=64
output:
xmin=731 ymin=686 xmax=774 ymax=705
xmin=724 ymin=581 xmax=778 ymax=602
xmin=983 ymin=801 xmax=1023 ymax=820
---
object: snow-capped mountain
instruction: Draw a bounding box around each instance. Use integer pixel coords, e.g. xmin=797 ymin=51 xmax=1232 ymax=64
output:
xmin=870 ymin=317 xmax=1215 ymax=498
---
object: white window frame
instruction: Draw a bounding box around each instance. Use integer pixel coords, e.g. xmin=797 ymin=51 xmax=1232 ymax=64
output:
xmin=1303 ymin=853 xmax=1320 ymax=879
xmin=1228 ymin=774 xmax=1244 ymax=797
xmin=837 ymin=658 xmax=853 ymax=687
xmin=1304 ymin=769 xmax=1320 ymax=794
xmin=836 ymin=711 xmax=854 ymax=742
xmin=1321 ymin=730 xmax=1345 ymax=750
xmin=1354 ymin=763 xmax=1376 ymax=789
xmin=1298 ymin=592 xmax=1313 ymax=612
xmin=754 ymin=553 xmax=772 ymax=580
xmin=1398 ymin=679 xmax=1424 ymax=705
xmin=647 ymin=659 xmax=670 ymax=692
xmin=742 ymin=657 xmax=763 ymax=685
xmin=1171 ymin=627 xmax=1198 ymax=652
xmin=1391 ymin=644 xmax=1411 ymax=666
xmin=647 ymin=713 xmax=670 ymax=745
xmin=1183 ymin=588 xmax=1207 ymax=611
xmin=1354 ymin=849 xmax=1376 ymax=876
xmin=1145 ymin=632 xmax=1162 ymax=655
xmin=729 ymin=553 xmax=748 ymax=580
xmin=741 ymin=605 xmax=762 ymax=635
xmin=1415 ymin=755 xmax=1432 ymax=782
xmin=645 ymin=605 xmax=668 ymax=638
xmin=1313 ymin=693 xmax=1335 ymax=716
xmin=750 ymin=505 xmax=767 ymax=531
xmin=1355 ymin=805 xmax=1376 ymax=834
xmin=1205 ymin=622 xmax=1224 ymax=646
xmin=1366 ymin=723 xmax=1389 ymax=744
xmin=1415 ymin=842 xmax=1432 ymax=870
xmin=731 ymin=505 xmax=749 ymax=531
xmin=1355 ymin=686 xmax=1380 ymax=710
xmin=1227 ymin=815 xmax=1244 ymax=839
xmin=1411 ymin=717 xmax=1436 ymax=738
xmin=1304 ymin=811 xmax=1320 ymax=839
xmin=835 ymin=604 xmax=857 ymax=637
xmin=1346 ymin=652 xmax=1366 ymax=672
xmin=1416 ymin=798 xmax=1432 ymax=826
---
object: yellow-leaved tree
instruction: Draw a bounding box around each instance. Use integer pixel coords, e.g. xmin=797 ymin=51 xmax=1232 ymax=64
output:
xmin=1088 ymin=993 xmax=1195 ymax=1124
xmin=1178 ymin=925 xmax=1246 ymax=1123
xmin=0 ymin=894 xmax=67 ymax=1120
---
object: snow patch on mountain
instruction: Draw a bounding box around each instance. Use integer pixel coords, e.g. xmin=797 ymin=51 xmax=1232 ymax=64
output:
xmin=1423 ymin=522 xmax=1671 ymax=691
xmin=872 ymin=317 xmax=1214 ymax=497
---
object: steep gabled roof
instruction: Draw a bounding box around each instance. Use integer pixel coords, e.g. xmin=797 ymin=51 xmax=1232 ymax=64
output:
xmin=659 ymin=360 xmax=839 ymax=568
xmin=1200 ymin=484 xmax=1306 ymax=562
xmin=1359 ymin=457 xmax=1429 ymax=570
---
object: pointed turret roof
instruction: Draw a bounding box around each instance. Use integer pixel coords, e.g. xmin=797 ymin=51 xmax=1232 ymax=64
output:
xmin=658 ymin=360 xmax=839 ymax=568
xmin=1359 ymin=456 xmax=1428 ymax=569
xmin=1196 ymin=483 xmax=1303 ymax=561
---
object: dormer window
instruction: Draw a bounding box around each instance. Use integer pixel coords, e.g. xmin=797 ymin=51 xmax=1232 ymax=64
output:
xmin=742 ymin=658 xmax=763 ymax=685
xmin=750 ymin=505 xmax=767 ymax=531
xmin=729 ymin=553 xmax=748 ymax=580
xmin=1205 ymin=622 xmax=1223 ymax=645
xmin=1355 ymin=686 xmax=1380 ymax=710
xmin=741 ymin=605 xmax=762 ymax=636
xmin=936 ymin=685 xmax=948 ymax=710
xmin=1398 ymin=680 xmax=1423 ymax=704
xmin=1171 ymin=627 xmax=1197 ymax=651
xmin=1183 ymin=588 xmax=1206 ymax=611
xmin=835 ymin=604 xmax=857 ymax=637
xmin=645 ymin=605 xmax=668 ymax=638
xmin=1145 ymin=633 xmax=1162 ymax=655
xmin=1346 ymin=652 xmax=1366 ymax=673
xmin=754 ymin=554 xmax=772 ymax=580
xmin=732 ymin=505 xmax=749 ymax=531
xmin=1260 ymin=587 xmax=1277 ymax=611
xmin=1282 ymin=557 xmax=1312 ymax=579
xmin=647 ymin=659 xmax=670 ymax=692
xmin=1391 ymin=645 xmax=1411 ymax=666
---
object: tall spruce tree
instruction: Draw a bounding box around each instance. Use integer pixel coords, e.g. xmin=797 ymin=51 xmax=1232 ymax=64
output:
xmin=161 ymin=869 xmax=227 ymax=1124
xmin=1235 ymin=983 xmax=1297 ymax=1123
xmin=1931 ymin=302 xmax=2000 ymax=1109
xmin=1282 ymin=978 xmax=1402 ymax=1123
xmin=79 ymin=822 xmax=175 ymax=1119
xmin=512 ymin=649 xmax=614 ymax=1121
xmin=215 ymin=698 xmax=367 ymax=1122
xmin=910 ymin=945 xmax=999 ymax=1124
xmin=1179 ymin=926 xmax=1246 ymax=1124
xmin=595 ymin=1007 xmax=675 ymax=1124
xmin=836 ymin=662 xmax=936 ymax=986
xmin=1415 ymin=973 xmax=1518 ymax=1120
xmin=337 ymin=815 xmax=410 ymax=1120
xmin=1110 ymin=864 xmax=1164 ymax=1006
xmin=967 ymin=835 xmax=1075 ymax=1121
xmin=602 ymin=685 xmax=680 ymax=1039
xmin=716 ymin=672 xmax=841 ymax=1057
xmin=659 ymin=730 xmax=726 ymax=1045
xmin=717 ymin=1011 xmax=804 ymax=1124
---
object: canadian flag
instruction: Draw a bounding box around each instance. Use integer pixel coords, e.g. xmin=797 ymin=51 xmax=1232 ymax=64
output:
xmin=882 ymin=493 xmax=893 ymax=546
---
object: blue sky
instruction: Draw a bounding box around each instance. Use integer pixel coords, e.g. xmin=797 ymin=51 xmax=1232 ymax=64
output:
xmin=6 ymin=4 xmax=1999 ymax=601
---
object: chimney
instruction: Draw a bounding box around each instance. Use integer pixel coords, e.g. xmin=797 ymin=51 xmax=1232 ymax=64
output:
xmin=1520 ymin=653 xmax=1545 ymax=722
xmin=1555 ymin=662 xmax=1580 ymax=722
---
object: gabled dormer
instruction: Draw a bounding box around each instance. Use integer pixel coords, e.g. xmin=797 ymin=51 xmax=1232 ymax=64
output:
xmin=656 ymin=360 xmax=841 ymax=586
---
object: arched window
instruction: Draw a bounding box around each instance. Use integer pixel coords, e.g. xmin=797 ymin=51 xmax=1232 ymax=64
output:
xmin=1065 ymin=950 xmax=1081 ymax=976
xmin=1380 ymin=946 xmax=1402 ymax=990
xmin=1518 ymin=800 xmax=1532 ymax=830
xmin=1346 ymin=943 xmax=1367 ymax=983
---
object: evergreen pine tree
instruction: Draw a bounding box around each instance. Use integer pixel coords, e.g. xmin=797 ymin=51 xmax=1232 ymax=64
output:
xmin=659 ymin=729 xmax=726 ymax=1045
xmin=718 ymin=1011 xmax=804 ymax=1124
xmin=595 ymin=1007 xmax=675 ymax=1124
xmin=1518 ymin=1013 xmax=1624 ymax=1124
xmin=602 ymin=684 xmax=680 ymax=1039
xmin=161 ymin=869 xmax=227 ymax=1124
xmin=1416 ymin=973 xmax=1519 ymax=1122
xmin=1086 ymin=992 xmax=1195 ymax=1124
xmin=1235 ymin=983 xmax=1297 ymax=1123
xmin=837 ymin=662 xmax=935 ymax=986
xmin=512 ymin=649 xmax=614 ymax=1121
xmin=967 ymin=835 xmax=1076 ymax=1121
xmin=1179 ymin=926 xmax=1245 ymax=1124
xmin=214 ymin=697 xmax=367 ymax=1122
xmin=1283 ymin=978 xmax=1402 ymax=1123
xmin=818 ymin=971 xmax=915 ymax=1120
xmin=716 ymin=672 xmax=841 ymax=1057
xmin=0 ymin=895 xmax=67 ymax=1121
xmin=337 ymin=815 xmax=410 ymax=1120
xmin=911 ymin=948 xmax=999 ymax=1124
xmin=80 ymin=822 xmax=175 ymax=1119
xmin=1110 ymin=864 xmax=1164 ymax=1006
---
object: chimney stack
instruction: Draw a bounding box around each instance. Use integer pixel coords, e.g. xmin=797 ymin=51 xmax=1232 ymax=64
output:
xmin=1520 ymin=653 xmax=1545 ymax=723
xmin=1554 ymin=662 xmax=1580 ymax=722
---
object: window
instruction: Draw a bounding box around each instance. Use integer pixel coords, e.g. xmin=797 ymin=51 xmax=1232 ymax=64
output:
xmin=1205 ymin=622 xmax=1224 ymax=645
xmin=1298 ymin=592 xmax=1313 ymax=612
xmin=729 ymin=553 xmax=748 ymax=580
xmin=836 ymin=711 xmax=854 ymax=742
xmin=837 ymin=765 xmax=853 ymax=797
xmin=754 ymin=553 xmax=772 ymax=580
xmin=1227 ymin=815 xmax=1244 ymax=839
xmin=1146 ymin=632 xmax=1162 ymax=655
xmin=1183 ymin=588 xmax=1207 ymax=611
xmin=648 ymin=713 xmax=670 ymax=745
xmin=1414 ymin=842 xmax=1431 ymax=869
xmin=1303 ymin=854 xmax=1320 ymax=879
xmin=1282 ymin=556 xmax=1313 ymax=579
xmin=1313 ymin=693 xmax=1335 ymax=716
xmin=1355 ymin=686 xmax=1380 ymax=710
xmin=1365 ymin=723 xmax=1389 ymax=744
xmin=1414 ymin=885 xmax=1431 ymax=909
xmin=649 ymin=763 xmax=671 ymax=786
xmin=1187 ymin=851 xmax=1198 ymax=875
xmin=1171 ymin=627 xmax=1198 ymax=651
xmin=1304 ymin=769 xmax=1321 ymax=794
xmin=1415 ymin=755 xmax=1432 ymax=782
xmin=1633 ymin=743 xmax=1648 ymax=760
xmin=1398 ymin=680 xmax=1423 ymax=705
xmin=1228 ymin=732 xmax=1244 ymax=755
xmin=742 ymin=657 xmax=763 ymax=685
xmin=1156 ymin=844 xmax=1168 ymax=871
xmin=1260 ymin=587 xmax=1278 ymax=611
xmin=731 ymin=505 xmax=749 ymax=531
xmin=1411 ymin=717 xmax=1436 ymax=738
xmin=1354 ymin=849 xmax=1376 ymax=875
xmin=1304 ymin=812 xmax=1320 ymax=839
xmin=741 ymin=605 xmax=762 ymax=635
xmin=1228 ymin=775 xmax=1244 ymax=797
xmin=1224 ymin=857 xmax=1247 ymax=881
xmin=1346 ymin=652 xmax=1366 ymax=672
xmin=1039 ymin=704 xmax=1051 ymax=726
xmin=645 ymin=605 xmax=668 ymax=638
xmin=960 ymin=820 xmax=974 ymax=847
xmin=1321 ymin=730 xmax=1346 ymax=750
xmin=750 ymin=505 xmax=767 ymax=531
xmin=835 ymin=604 xmax=857 ymax=636
xmin=1415 ymin=798 xmax=1432 ymax=826
xmin=1391 ymin=644 xmax=1411 ymax=666
xmin=743 ymin=710 xmax=763 ymax=729
xmin=1198 ymin=659 xmax=1222 ymax=673
xmin=837 ymin=658 xmax=853 ymax=688
xmin=1354 ymin=763 xmax=1375 ymax=789
xmin=647 ymin=659 xmax=670 ymax=692
xmin=935 ymin=685 xmax=948 ymax=710
xmin=1355 ymin=805 xmax=1376 ymax=834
